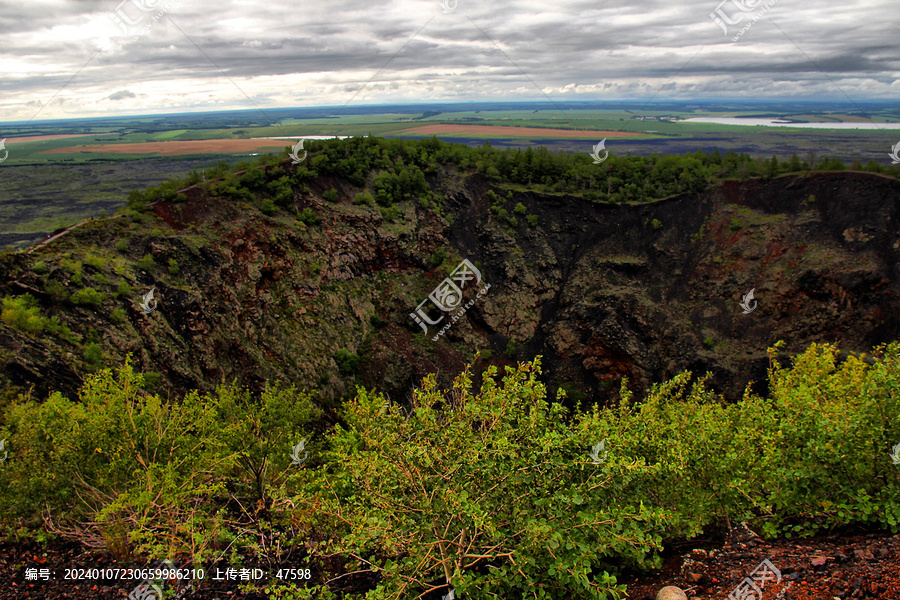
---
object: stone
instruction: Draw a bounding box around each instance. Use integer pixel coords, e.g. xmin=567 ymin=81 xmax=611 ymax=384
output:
xmin=656 ymin=586 xmax=688 ymax=600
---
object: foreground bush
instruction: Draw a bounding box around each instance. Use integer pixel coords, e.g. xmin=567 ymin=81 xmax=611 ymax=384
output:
xmin=0 ymin=342 xmax=899 ymax=599
xmin=297 ymin=343 xmax=900 ymax=599
xmin=311 ymin=360 xmax=668 ymax=599
xmin=0 ymin=358 xmax=321 ymax=563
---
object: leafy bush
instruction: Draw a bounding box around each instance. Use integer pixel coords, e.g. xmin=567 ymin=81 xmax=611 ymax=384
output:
xmin=762 ymin=342 xmax=900 ymax=536
xmin=110 ymin=307 xmax=127 ymax=323
xmin=167 ymin=258 xmax=180 ymax=276
xmin=310 ymin=361 xmax=663 ymax=599
xmin=353 ymin=191 xmax=375 ymax=206
xmin=84 ymin=253 xmax=105 ymax=269
xmin=1 ymin=341 xmax=899 ymax=594
xmin=297 ymin=208 xmax=321 ymax=226
xmin=526 ymin=214 xmax=539 ymax=227
xmin=136 ymin=254 xmax=156 ymax=272
xmin=83 ymin=343 xmax=103 ymax=368
xmin=32 ymin=261 xmax=48 ymax=275
xmin=61 ymin=259 xmax=83 ymax=285
xmin=380 ymin=206 xmax=402 ymax=222
xmin=322 ymin=188 xmax=339 ymax=203
xmin=1 ymin=294 xmax=47 ymax=333
xmin=333 ymin=349 xmax=360 ymax=376
xmin=115 ymin=239 xmax=129 ymax=253
xmin=71 ymin=287 xmax=105 ymax=307
xmin=117 ymin=279 xmax=132 ymax=297
xmin=428 ymin=247 xmax=449 ymax=269
xmin=260 ymin=198 xmax=278 ymax=216
xmin=513 ymin=202 xmax=527 ymax=215
xmin=0 ymin=360 xmax=322 ymax=562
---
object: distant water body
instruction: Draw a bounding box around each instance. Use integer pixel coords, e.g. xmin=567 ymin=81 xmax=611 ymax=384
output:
xmin=683 ymin=118 xmax=900 ymax=129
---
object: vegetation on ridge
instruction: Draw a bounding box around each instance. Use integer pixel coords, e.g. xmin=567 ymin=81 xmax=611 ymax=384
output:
xmin=124 ymin=136 xmax=900 ymax=211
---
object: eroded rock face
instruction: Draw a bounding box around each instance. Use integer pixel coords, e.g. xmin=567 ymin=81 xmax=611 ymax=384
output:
xmin=1 ymin=169 xmax=898 ymax=405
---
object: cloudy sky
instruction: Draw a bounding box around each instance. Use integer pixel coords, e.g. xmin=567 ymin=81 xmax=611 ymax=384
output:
xmin=1 ymin=0 xmax=897 ymax=121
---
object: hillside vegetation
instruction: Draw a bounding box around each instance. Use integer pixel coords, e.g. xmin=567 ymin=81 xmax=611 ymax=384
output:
xmin=0 ymin=342 xmax=898 ymax=599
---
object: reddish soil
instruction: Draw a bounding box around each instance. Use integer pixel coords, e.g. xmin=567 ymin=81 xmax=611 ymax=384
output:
xmin=3 ymin=134 xmax=93 ymax=143
xmin=390 ymin=124 xmax=648 ymax=138
xmin=39 ymin=139 xmax=288 ymax=156
xmin=621 ymin=524 xmax=900 ymax=599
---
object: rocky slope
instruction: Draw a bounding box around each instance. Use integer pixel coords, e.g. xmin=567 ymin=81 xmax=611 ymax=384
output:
xmin=1 ymin=165 xmax=898 ymax=406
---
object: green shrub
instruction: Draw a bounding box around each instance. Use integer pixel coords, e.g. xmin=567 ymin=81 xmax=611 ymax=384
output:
xmin=526 ymin=214 xmax=539 ymax=228
xmin=353 ymin=191 xmax=374 ymax=206
xmin=32 ymin=261 xmax=48 ymax=275
xmin=322 ymin=188 xmax=339 ymax=203
xmin=117 ymin=280 xmax=132 ymax=297
xmin=762 ymin=341 xmax=900 ymax=536
xmin=513 ymin=202 xmax=527 ymax=215
xmin=127 ymin=189 xmax=147 ymax=211
xmin=428 ymin=247 xmax=449 ymax=269
xmin=260 ymin=198 xmax=278 ymax=216
xmin=333 ymin=349 xmax=360 ymax=376
xmin=310 ymin=361 xmax=660 ymax=599
xmin=168 ymin=258 xmax=180 ymax=276
xmin=297 ymin=208 xmax=321 ymax=226
xmin=84 ymin=343 xmax=103 ymax=368
xmin=703 ymin=336 xmax=716 ymax=349
xmin=651 ymin=218 xmax=663 ymax=230
xmin=110 ymin=307 xmax=127 ymax=323
xmin=136 ymin=254 xmax=156 ymax=272
xmin=44 ymin=280 xmax=68 ymax=302
xmin=116 ymin=239 xmax=132 ymax=254
xmin=0 ymin=359 xmax=321 ymax=561
xmin=380 ymin=206 xmax=401 ymax=222
xmin=61 ymin=259 xmax=83 ymax=284
xmin=84 ymin=253 xmax=105 ymax=269
xmin=71 ymin=288 xmax=105 ymax=307
xmin=1 ymin=294 xmax=46 ymax=333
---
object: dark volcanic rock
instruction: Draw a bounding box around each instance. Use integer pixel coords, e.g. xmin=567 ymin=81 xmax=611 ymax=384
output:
xmin=0 ymin=168 xmax=898 ymax=405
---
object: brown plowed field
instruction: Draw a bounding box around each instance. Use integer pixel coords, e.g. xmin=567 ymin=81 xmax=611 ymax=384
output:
xmin=40 ymin=139 xmax=288 ymax=156
xmin=391 ymin=124 xmax=647 ymax=138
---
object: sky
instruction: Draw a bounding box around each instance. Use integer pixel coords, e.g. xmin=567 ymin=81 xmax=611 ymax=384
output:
xmin=0 ymin=0 xmax=897 ymax=121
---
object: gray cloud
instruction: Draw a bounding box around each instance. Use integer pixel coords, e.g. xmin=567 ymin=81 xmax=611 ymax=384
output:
xmin=0 ymin=0 xmax=897 ymax=121
xmin=107 ymin=89 xmax=137 ymax=101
